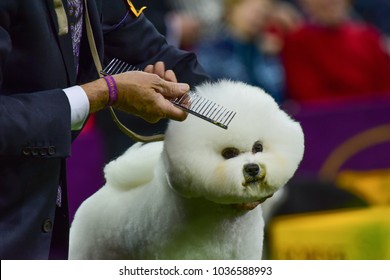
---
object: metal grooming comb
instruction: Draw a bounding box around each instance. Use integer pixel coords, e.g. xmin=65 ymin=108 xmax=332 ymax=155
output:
xmin=101 ymin=58 xmax=236 ymax=129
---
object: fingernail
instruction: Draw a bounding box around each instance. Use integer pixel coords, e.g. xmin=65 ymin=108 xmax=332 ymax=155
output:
xmin=179 ymin=83 xmax=190 ymax=92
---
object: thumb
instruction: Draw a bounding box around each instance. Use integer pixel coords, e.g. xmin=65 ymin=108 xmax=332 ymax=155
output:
xmin=159 ymin=80 xmax=190 ymax=98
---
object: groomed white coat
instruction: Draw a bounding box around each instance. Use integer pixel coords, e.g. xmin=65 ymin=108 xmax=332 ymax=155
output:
xmin=69 ymin=80 xmax=304 ymax=259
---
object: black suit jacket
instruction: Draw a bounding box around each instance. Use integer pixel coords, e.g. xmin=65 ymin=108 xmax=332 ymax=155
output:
xmin=0 ymin=0 xmax=209 ymax=259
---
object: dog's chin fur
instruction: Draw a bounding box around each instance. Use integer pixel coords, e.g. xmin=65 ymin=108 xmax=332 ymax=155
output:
xmin=163 ymin=80 xmax=304 ymax=205
xmin=69 ymin=80 xmax=304 ymax=260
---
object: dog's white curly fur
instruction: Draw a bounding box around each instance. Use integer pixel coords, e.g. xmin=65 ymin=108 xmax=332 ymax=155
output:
xmin=69 ymin=80 xmax=304 ymax=259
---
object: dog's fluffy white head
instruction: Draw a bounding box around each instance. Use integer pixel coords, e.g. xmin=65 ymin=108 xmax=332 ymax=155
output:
xmin=163 ymin=80 xmax=304 ymax=205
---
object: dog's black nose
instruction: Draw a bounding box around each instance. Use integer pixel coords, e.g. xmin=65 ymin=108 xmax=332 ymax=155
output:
xmin=243 ymin=163 xmax=260 ymax=177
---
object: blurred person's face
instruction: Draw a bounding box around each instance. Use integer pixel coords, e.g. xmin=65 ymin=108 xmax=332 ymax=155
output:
xmin=227 ymin=0 xmax=272 ymax=41
xmin=299 ymin=0 xmax=350 ymax=26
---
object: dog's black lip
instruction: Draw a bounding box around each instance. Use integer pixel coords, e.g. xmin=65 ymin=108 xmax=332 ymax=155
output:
xmin=242 ymin=177 xmax=262 ymax=187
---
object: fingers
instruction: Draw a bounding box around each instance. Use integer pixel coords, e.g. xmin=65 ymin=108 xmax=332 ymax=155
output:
xmin=158 ymin=80 xmax=190 ymax=98
xmin=112 ymin=70 xmax=189 ymax=123
xmin=115 ymin=70 xmax=188 ymax=97
xmin=153 ymin=61 xmax=166 ymax=78
xmin=163 ymin=100 xmax=188 ymax=122
xmin=164 ymin=69 xmax=177 ymax=82
xmin=130 ymin=71 xmax=189 ymax=98
xmin=144 ymin=61 xmax=178 ymax=82
xmin=144 ymin=64 xmax=154 ymax=73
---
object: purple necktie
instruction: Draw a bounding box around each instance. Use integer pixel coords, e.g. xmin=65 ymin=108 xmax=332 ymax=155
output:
xmin=67 ymin=0 xmax=83 ymax=73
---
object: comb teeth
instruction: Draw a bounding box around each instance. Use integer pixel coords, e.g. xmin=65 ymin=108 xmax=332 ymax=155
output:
xmin=170 ymin=92 xmax=236 ymax=129
xmin=102 ymin=58 xmax=139 ymax=75
xmin=101 ymin=58 xmax=236 ymax=129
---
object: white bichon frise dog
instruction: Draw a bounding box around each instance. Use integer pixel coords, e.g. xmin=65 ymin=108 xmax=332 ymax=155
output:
xmin=69 ymin=80 xmax=304 ymax=260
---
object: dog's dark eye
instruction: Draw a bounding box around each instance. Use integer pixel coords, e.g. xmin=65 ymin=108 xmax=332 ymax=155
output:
xmin=222 ymin=147 xmax=240 ymax=159
xmin=252 ymin=141 xmax=263 ymax=153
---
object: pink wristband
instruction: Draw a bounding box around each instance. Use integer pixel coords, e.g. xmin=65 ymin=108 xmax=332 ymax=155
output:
xmin=103 ymin=75 xmax=118 ymax=107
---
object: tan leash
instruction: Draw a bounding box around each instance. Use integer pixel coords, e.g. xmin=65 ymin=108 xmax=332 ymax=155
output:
xmin=83 ymin=0 xmax=164 ymax=142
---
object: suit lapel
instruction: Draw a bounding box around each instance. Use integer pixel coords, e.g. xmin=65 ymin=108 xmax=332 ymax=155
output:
xmin=46 ymin=0 xmax=77 ymax=85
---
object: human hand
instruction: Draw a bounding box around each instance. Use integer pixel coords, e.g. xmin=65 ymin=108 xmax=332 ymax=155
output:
xmin=82 ymin=70 xmax=189 ymax=123
xmin=113 ymin=71 xmax=189 ymax=123
xmin=144 ymin=61 xmax=177 ymax=83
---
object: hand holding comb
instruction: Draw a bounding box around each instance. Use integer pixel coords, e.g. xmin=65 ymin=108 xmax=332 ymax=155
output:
xmin=101 ymin=58 xmax=236 ymax=129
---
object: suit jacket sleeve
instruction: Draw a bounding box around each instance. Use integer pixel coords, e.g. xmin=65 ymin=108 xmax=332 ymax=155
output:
xmin=0 ymin=24 xmax=71 ymax=157
xmin=101 ymin=0 xmax=211 ymax=87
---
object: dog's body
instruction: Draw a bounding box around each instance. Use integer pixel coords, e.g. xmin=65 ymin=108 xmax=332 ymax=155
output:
xmin=69 ymin=80 xmax=304 ymax=259
xmin=69 ymin=142 xmax=264 ymax=259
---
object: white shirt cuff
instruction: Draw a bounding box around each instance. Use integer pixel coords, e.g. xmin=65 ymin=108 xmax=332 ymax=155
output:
xmin=63 ymin=86 xmax=90 ymax=131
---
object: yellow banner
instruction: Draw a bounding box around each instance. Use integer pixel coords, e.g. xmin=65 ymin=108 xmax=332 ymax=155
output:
xmin=269 ymin=206 xmax=390 ymax=259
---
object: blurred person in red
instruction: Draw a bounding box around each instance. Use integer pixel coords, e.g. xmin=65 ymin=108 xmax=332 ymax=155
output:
xmin=282 ymin=0 xmax=390 ymax=104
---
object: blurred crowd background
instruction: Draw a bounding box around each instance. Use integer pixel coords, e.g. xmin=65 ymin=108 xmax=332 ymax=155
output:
xmin=68 ymin=0 xmax=390 ymax=260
